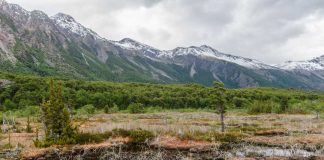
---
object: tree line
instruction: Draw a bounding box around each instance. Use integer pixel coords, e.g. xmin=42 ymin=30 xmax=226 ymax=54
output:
xmin=0 ymin=73 xmax=323 ymax=115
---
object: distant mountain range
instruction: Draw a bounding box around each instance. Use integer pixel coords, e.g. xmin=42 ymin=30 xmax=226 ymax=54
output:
xmin=1 ymin=0 xmax=324 ymax=89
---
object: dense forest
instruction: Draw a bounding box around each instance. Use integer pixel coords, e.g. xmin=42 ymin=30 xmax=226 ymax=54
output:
xmin=0 ymin=71 xmax=323 ymax=116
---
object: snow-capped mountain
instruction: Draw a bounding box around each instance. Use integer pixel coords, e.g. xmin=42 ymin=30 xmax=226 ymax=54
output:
xmin=277 ymin=55 xmax=324 ymax=71
xmin=158 ymin=45 xmax=276 ymax=69
xmin=111 ymin=39 xmax=276 ymax=70
xmin=1 ymin=0 xmax=324 ymax=89
xmin=112 ymin=38 xmax=157 ymax=51
xmin=51 ymin=13 xmax=103 ymax=40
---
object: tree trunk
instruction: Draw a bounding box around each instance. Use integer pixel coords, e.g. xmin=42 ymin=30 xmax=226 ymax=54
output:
xmin=220 ymin=106 xmax=225 ymax=132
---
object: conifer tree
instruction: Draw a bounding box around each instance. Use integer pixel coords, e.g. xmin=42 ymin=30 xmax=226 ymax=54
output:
xmin=40 ymin=79 xmax=76 ymax=144
xmin=209 ymin=82 xmax=226 ymax=132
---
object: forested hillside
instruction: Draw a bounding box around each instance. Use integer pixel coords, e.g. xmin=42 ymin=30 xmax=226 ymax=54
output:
xmin=0 ymin=72 xmax=322 ymax=115
xmin=1 ymin=1 xmax=324 ymax=90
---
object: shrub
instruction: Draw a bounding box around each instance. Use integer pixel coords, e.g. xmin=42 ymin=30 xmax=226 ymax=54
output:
xmin=144 ymin=106 xmax=163 ymax=113
xmin=127 ymin=103 xmax=145 ymax=114
xmin=180 ymin=131 xmax=243 ymax=143
xmin=104 ymin=103 xmax=119 ymax=114
xmin=3 ymin=99 xmax=17 ymax=110
xmin=129 ymin=129 xmax=154 ymax=143
xmin=248 ymin=100 xmax=281 ymax=114
xmin=112 ymin=128 xmax=154 ymax=143
xmin=75 ymin=132 xmax=112 ymax=144
xmin=112 ymin=128 xmax=131 ymax=137
xmin=286 ymin=104 xmax=308 ymax=114
xmin=13 ymin=106 xmax=40 ymax=117
xmin=232 ymin=97 xmax=249 ymax=108
xmin=78 ymin=104 xmax=96 ymax=115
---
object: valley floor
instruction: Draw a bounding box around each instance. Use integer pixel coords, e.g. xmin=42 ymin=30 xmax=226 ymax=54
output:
xmin=1 ymin=112 xmax=324 ymax=159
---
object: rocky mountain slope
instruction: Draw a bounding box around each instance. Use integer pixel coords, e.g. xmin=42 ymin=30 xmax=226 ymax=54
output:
xmin=0 ymin=0 xmax=324 ymax=89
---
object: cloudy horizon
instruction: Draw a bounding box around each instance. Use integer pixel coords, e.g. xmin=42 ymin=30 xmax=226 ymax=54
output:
xmin=6 ymin=0 xmax=324 ymax=64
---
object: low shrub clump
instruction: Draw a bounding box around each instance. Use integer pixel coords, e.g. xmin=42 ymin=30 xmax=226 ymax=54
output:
xmin=34 ymin=136 xmax=77 ymax=148
xmin=104 ymin=104 xmax=119 ymax=114
xmin=247 ymin=100 xmax=281 ymax=114
xmin=77 ymin=104 xmax=96 ymax=115
xmin=112 ymin=128 xmax=154 ymax=143
xmin=75 ymin=131 xmax=112 ymax=144
xmin=34 ymin=129 xmax=154 ymax=147
xmin=35 ymin=131 xmax=112 ymax=147
xmin=127 ymin=103 xmax=145 ymax=114
xmin=180 ymin=131 xmax=244 ymax=143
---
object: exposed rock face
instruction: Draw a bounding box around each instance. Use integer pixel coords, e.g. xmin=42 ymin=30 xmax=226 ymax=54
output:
xmin=0 ymin=79 xmax=11 ymax=88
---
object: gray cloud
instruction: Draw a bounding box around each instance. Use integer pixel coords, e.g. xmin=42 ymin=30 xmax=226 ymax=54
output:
xmin=7 ymin=0 xmax=324 ymax=63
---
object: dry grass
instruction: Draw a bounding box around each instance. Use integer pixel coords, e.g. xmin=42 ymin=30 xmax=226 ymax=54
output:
xmin=2 ymin=112 xmax=324 ymax=159
xmin=245 ymin=134 xmax=324 ymax=146
xmin=151 ymin=135 xmax=217 ymax=150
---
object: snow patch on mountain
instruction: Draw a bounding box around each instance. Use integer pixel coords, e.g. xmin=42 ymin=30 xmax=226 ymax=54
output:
xmin=112 ymin=38 xmax=158 ymax=51
xmin=81 ymin=53 xmax=89 ymax=66
xmin=277 ymin=57 xmax=324 ymax=71
xmin=0 ymin=0 xmax=30 ymax=17
xmin=158 ymin=45 xmax=275 ymax=69
xmin=190 ymin=63 xmax=197 ymax=78
xmin=112 ymin=38 xmax=277 ymax=70
xmin=51 ymin=13 xmax=102 ymax=39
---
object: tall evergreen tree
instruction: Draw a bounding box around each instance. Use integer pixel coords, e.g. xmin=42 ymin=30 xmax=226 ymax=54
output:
xmin=40 ymin=79 xmax=76 ymax=144
xmin=209 ymin=82 xmax=226 ymax=132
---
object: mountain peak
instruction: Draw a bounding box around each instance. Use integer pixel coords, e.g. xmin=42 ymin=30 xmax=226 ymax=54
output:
xmin=113 ymin=38 xmax=157 ymax=51
xmin=120 ymin=38 xmax=138 ymax=44
xmin=30 ymin=10 xmax=48 ymax=18
xmin=52 ymin=13 xmax=75 ymax=22
xmin=200 ymin=45 xmax=214 ymax=50
xmin=0 ymin=1 xmax=30 ymax=17
xmin=277 ymin=55 xmax=324 ymax=71
xmin=51 ymin=12 xmax=101 ymax=38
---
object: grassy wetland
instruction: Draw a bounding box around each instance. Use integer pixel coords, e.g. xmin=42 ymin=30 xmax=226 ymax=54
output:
xmin=0 ymin=72 xmax=324 ymax=159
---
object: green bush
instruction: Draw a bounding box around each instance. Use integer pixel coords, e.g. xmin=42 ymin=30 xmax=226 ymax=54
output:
xmin=286 ymin=103 xmax=308 ymax=114
xmin=11 ymin=106 xmax=40 ymax=117
xmin=129 ymin=129 xmax=154 ymax=143
xmin=34 ymin=136 xmax=77 ymax=148
xmin=232 ymin=97 xmax=249 ymax=108
xmin=3 ymin=99 xmax=17 ymax=110
xmin=180 ymin=131 xmax=243 ymax=143
xmin=112 ymin=128 xmax=131 ymax=137
xmin=248 ymin=100 xmax=281 ymax=114
xmin=127 ymin=103 xmax=145 ymax=114
xmin=78 ymin=104 xmax=96 ymax=115
xmin=104 ymin=103 xmax=119 ymax=114
xmin=75 ymin=132 xmax=112 ymax=144
xmin=112 ymin=128 xmax=154 ymax=143
xmin=144 ymin=106 xmax=163 ymax=113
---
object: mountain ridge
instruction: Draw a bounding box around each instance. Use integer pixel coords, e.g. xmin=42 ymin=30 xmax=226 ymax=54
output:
xmin=1 ymin=0 xmax=324 ymax=89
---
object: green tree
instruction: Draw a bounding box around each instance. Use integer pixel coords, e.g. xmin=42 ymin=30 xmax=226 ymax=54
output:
xmin=209 ymin=82 xmax=226 ymax=132
xmin=79 ymin=104 xmax=96 ymax=115
xmin=40 ymin=79 xmax=76 ymax=144
xmin=310 ymin=101 xmax=324 ymax=119
xmin=3 ymin=99 xmax=17 ymax=110
xmin=128 ymin=103 xmax=145 ymax=114
xmin=279 ymin=96 xmax=289 ymax=112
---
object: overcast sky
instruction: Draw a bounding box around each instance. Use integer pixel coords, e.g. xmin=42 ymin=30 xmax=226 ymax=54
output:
xmin=6 ymin=0 xmax=324 ymax=64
